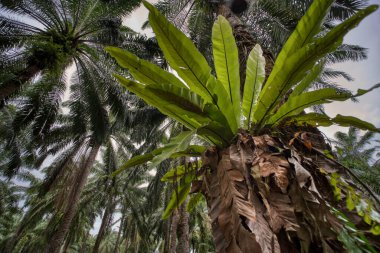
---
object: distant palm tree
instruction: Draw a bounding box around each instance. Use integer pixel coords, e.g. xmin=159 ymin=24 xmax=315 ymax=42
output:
xmin=334 ymin=127 xmax=380 ymax=194
xmin=0 ymin=0 xmax=141 ymax=102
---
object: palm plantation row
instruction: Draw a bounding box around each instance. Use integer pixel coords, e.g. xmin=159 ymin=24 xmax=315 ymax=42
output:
xmin=1 ymin=0 xmax=379 ymax=252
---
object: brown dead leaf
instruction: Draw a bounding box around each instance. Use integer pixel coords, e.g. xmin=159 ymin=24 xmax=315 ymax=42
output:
xmin=275 ymin=167 xmax=289 ymax=193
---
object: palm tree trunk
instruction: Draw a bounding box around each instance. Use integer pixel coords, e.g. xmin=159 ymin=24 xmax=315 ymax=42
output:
xmin=163 ymin=183 xmax=172 ymax=253
xmin=124 ymin=223 xmax=133 ymax=253
xmin=132 ymin=226 xmax=140 ymax=253
xmin=114 ymin=211 xmax=125 ymax=253
xmin=44 ymin=143 xmax=101 ymax=253
xmin=177 ymin=199 xmax=190 ymax=253
xmin=200 ymin=132 xmax=370 ymax=253
xmin=169 ymin=209 xmax=179 ymax=253
xmin=92 ymin=198 xmax=116 ymax=253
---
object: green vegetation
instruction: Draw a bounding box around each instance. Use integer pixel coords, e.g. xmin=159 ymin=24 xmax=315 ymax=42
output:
xmin=1 ymin=0 xmax=379 ymax=252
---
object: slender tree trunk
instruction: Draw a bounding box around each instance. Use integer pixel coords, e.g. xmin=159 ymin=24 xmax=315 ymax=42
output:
xmin=199 ymin=132 xmax=378 ymax=253
xmin=132 ymin=226 xmax=139 ymax=253
xmin=114 ymin=211 xmax=125 ymax=253
xmin=169 ymin=209 xmax=179 ymax=253
xmin=44 ymin=144 xmax=101 ymax=253
xmin=177 ymin=199 xmax=190 ymax=253
xmin=124 ymin=223 xmax=133 ymax=253
xmin=92 ymin=198 xmax=116 ymax=253
xmin=163 ymin=184 xmax=172 ymax=253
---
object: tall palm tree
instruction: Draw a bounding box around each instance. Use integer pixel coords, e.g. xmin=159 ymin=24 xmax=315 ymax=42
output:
xmin=0 ymin=0 xmax=141 ymax=102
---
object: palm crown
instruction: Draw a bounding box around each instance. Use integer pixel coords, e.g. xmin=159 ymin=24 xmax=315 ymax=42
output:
xmin=0 ymin=0 xmax=141 ymax=101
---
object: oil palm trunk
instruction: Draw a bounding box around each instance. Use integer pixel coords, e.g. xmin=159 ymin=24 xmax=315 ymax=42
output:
xmin=202 ymin=131 xmax=379 ymax=252
xmin=45 ymin=143 xmax=100 ymax=253
xmin=177 ymin=199 xmax=190 ymax=253
xmin=92 ymin=198 xmax=116 ymax=253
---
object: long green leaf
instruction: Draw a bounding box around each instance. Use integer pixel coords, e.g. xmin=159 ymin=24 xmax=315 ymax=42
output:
xmin=143 ymin=1 xmax=237 ymax=135
xmin=170 ymin=145 xmax=206 ymax=158
xmin=332 ymin=115 xmax=380 ymax=133
xmin=253 ymin=5 xmax=378 ymax=127
xmin=270 ymin=82 xmax=380 ymax=126
xmin=278 ymin=0 xmax=333 ymax=60
xmin=163 ymin=172 xmax=195 ymax=219
xmin=285 ymin=113 xmax=333 ymax=127
xmin=112 ymin=145 xmax=206 ymax=177
xmin=111 ymin=150 xmax=161 ymax=177
xmin=161 ymin=163 xmax=199 ymax=182
xmin=242 ymin=44 xmax=265 ymax=128
xmin=212 ymin=15 xmax=241 ymax=127
xmin=267 ymin=88 xmax=352 ymax=125
xmin=252 ymin=0 xmax=334 ymax=125
xmin=353 ymin=83 xmax=380 ymax=98
xmin=187 ymin=192 xmax=204 ymax=212
xmin=196 ymin=121 xmax=231 ymax=147
xmin=105 ymin=46 xmax=186 ymax=88
xmin=289 ymin=62 xmax=324 ymax=98
xmin=143 ymin=1 xmax=215 ymax=104
xmin=284 ymin=113 xmax=380 ymax=133
xmin=208 ymin=77 xmax=238 ymax=134
xmin=114 ymin=74 xmax=208 ymax=130
xmin=150 ymin=130 xmax=195 ymax=168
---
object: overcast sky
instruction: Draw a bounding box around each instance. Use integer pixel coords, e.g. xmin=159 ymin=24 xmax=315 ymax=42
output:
xmin=321 ymin=0 xmax=380 ymax=139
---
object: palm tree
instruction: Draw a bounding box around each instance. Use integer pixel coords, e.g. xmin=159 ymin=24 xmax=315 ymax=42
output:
xmin=0 ymin=0 xmax=141 ymax=102
xmin=333 ymin=127 xmax=380 ymax=194
xmin=107 ymin=1 xmax=380 ymax=252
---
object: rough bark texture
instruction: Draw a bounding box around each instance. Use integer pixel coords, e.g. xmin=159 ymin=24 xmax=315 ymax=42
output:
xmin=170 ymin=209 xmax=179 ymax=253
xmin=44 ymin=144 xmax=100 ymax=253
xmin=163 ymin=188 xmax=172 ymax=253
xmin=114 ymin=211 xmax=125 ymax=253
xmin=177 ymin=199 xmax=190 ymax=253
xmin=200 ymin=131 xmax=379 ymax=253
